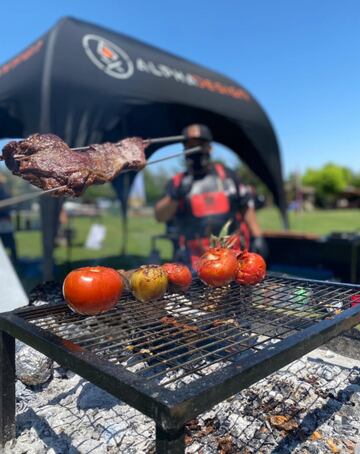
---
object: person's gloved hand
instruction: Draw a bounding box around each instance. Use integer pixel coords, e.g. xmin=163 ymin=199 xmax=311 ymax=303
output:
xmin=250 ymin=236 xmax=269 ymax=259
xmin=168 ymin=175 xmax=193 ymax=201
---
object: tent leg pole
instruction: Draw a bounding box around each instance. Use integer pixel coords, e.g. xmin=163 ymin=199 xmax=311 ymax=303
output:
xmin=40 ymin=197 xmax=62 ymax=281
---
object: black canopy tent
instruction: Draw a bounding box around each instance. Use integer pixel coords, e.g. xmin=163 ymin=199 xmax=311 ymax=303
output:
xmin=0 ymin=17 xmax=288 ymax=279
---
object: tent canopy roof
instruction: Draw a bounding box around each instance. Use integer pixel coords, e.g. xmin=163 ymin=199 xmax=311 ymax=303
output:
xmin=0 ymin=16 xmax=287 ymax=223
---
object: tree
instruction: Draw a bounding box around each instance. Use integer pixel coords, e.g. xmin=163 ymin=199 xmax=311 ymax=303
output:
xmin=350 ymin=171 xmax=360 ymax=188
xmin=302 ymin=163 xmax=352 ymax=207
xmin=144 ymin=168 xmax=169 ymax=205
xmin=81 ymin=182 xmax=117 ymax=203
xmin=236 ymin=164 xmax=272 ymax=200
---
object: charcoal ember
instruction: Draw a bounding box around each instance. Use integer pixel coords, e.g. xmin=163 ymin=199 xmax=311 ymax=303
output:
xmin=348 ymin=368 xmax=360 ymax=384
xmin=16 ymin=344 xmax=53 ymax=386
xmin=53 ymin=364 xmax=76 ymax=379
xmin=325 ymin=300 xmax=343 ymax=313
xmin=217 ymin=435 xmax=234 ymax=453
xmin=198 ymin=285 xmax=231 ymax=311
xmin=28 ymin=281 xmax=64 ymax=306
xmin=186 ymin=441 xmax=202 ymax=453
xmin=269 ymin=414 xmax=298 ymax=431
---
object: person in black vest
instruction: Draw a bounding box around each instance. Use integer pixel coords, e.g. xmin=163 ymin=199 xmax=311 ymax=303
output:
xmin=154 ymin=124 xmax=267 ymax=268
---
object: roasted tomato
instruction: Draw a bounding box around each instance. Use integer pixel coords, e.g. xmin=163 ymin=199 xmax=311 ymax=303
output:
xmin=130 ymin=265 xmax=168 ymax=302
xmin=197 ymin=247 xmax=238 ymax=287
xmin=63 ymin=266 xmax=124 ymax=315
xmin=235 ymin=250 xmax=266 ymax=285
xmin=162 ymin=263 xmax=192 ymax=292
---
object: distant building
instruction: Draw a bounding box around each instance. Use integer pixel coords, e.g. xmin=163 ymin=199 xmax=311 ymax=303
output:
xmin=286 ymin=183 xmax=360 ymax=210
xmin=285 ymin=182 xmax=315 ymax=211
xmin=337 ymin=186 xmax=360 ymax=208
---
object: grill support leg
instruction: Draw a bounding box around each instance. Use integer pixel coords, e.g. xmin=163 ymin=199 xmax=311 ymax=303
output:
xmin=0 ymin=331 xmax=15 ymax=447
xmin=156 ymin=425 xmax=185 ymax=454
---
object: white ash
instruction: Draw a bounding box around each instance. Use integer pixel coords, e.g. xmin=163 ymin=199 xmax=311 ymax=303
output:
xmin=164 ymin=295 xmax=208 ymax=319
xmin=5 ymin=371 xmax=154 ymax=454
xmin=28 ymin=281 xmax=64 ymax=307
xmin=3 ymin=349 xmax=359 ymax=453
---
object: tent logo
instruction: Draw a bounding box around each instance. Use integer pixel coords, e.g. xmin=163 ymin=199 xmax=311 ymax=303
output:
xmin=82 ymin=34 xmax=134 ymax=79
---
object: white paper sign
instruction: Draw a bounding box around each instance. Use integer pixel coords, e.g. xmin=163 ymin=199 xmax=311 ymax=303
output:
xmin=85 ymin=224 xmax=106 ymax=250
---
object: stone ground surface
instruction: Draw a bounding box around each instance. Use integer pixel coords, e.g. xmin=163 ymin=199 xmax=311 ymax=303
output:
xmin=3 ymin=348 xmax=360 ymax=454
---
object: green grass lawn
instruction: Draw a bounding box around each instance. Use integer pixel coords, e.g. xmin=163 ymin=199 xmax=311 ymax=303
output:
xmin=13 ymin=207 xmax=360 ymax=291
xmin=16 ymin=213 xmax=172 ymax=263
xmin=257 ymin=208 xmax=360 ymax=235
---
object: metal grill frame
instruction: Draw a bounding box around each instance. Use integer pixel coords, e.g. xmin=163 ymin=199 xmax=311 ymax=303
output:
xmin=1 ymin=274 xmax=360 ymax=453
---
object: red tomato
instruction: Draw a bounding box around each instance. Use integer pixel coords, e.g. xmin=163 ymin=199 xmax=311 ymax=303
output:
xmin=235 ymin=251 xmax=266 ymax=285
xmin=198 ymin=247 xmax=238 ymax=287
xmin=162 ymin=263 xmax=192 ymax=291
xmin=63 ymin=266 xmax=124 ymax=315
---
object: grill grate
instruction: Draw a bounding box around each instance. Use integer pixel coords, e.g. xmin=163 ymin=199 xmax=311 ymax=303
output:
xmin=16 ymin=275 xmax=359 ymax=389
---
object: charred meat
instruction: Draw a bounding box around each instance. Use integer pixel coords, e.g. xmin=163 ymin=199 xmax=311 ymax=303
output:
xmin=2 ymin=134 xmax=147 ymax=197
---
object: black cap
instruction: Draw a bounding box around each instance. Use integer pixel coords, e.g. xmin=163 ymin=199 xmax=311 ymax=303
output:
xmin=182 ymin=124 xmax=213 ymax=142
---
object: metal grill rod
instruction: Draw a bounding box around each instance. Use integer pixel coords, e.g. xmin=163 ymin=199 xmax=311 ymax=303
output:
xmin=34 ymin=281 xmax=352 ymax=350
xmin=140 ymin=307 xmax=337 ymax=386
xmin=26 ymin=279 xmax=345 ymax=328
xmin=87 ymin=299 xmax=351 ymax=376
xmin=103 ymin=307 xmax=322 ymax=378
xmin=27 ymin=282 xmax=355 ymax=384
xmin=23 ymin=274 xmax=345 ymax=325
xmin=71 ymin=134 xmax=186 ymax=151
xmin=0 ymin=186 xmax=67 ymax=209
xmin=28 ymin=281 xmax=352 ymax=356
xmin=17 ymin=276 xmax=360 ymax=391
xmin=148 ymin=295 xmax=356 ymax=384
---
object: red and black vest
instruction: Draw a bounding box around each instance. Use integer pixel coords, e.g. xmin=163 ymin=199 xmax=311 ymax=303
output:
xmin=170 ymin=164 xmax=250 ymax=262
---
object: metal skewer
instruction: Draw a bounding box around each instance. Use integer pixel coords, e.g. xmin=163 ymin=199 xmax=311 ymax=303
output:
xmin=0 ymin=135 xmax=186 ymax=160
xmin=71 ymin=134 xmax=185 ymax=152
xmin=136 ymin=145 xmax=201 ymax=168
xmin=0 ymin=145 xmax=201 ymax=209
xmin=0 ymin=186 xmax=67 ymax=209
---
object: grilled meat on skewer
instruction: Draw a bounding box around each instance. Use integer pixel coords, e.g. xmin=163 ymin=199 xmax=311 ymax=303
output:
xmin=2 ymin=134 xmax=147 ymax=197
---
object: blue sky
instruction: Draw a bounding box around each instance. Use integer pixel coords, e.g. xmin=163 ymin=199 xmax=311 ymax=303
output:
xmin=1 ymin=0 xmax=359 ymax=177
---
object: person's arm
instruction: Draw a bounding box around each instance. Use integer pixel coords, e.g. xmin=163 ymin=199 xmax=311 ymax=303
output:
xmin=244 ymin=205 xmax=269 ymax=257
xmin=154 ymin=196 xmax=178 ymax=223
xmin=234 ymin=174 xmax=268 ymax=257
xmin=228 ymin=171 xmax=261 ymax=237
xmin=243 ymin=206 xmax=262 ymax=237
xmin=155 ymin=175 xmax=193 ymax=223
